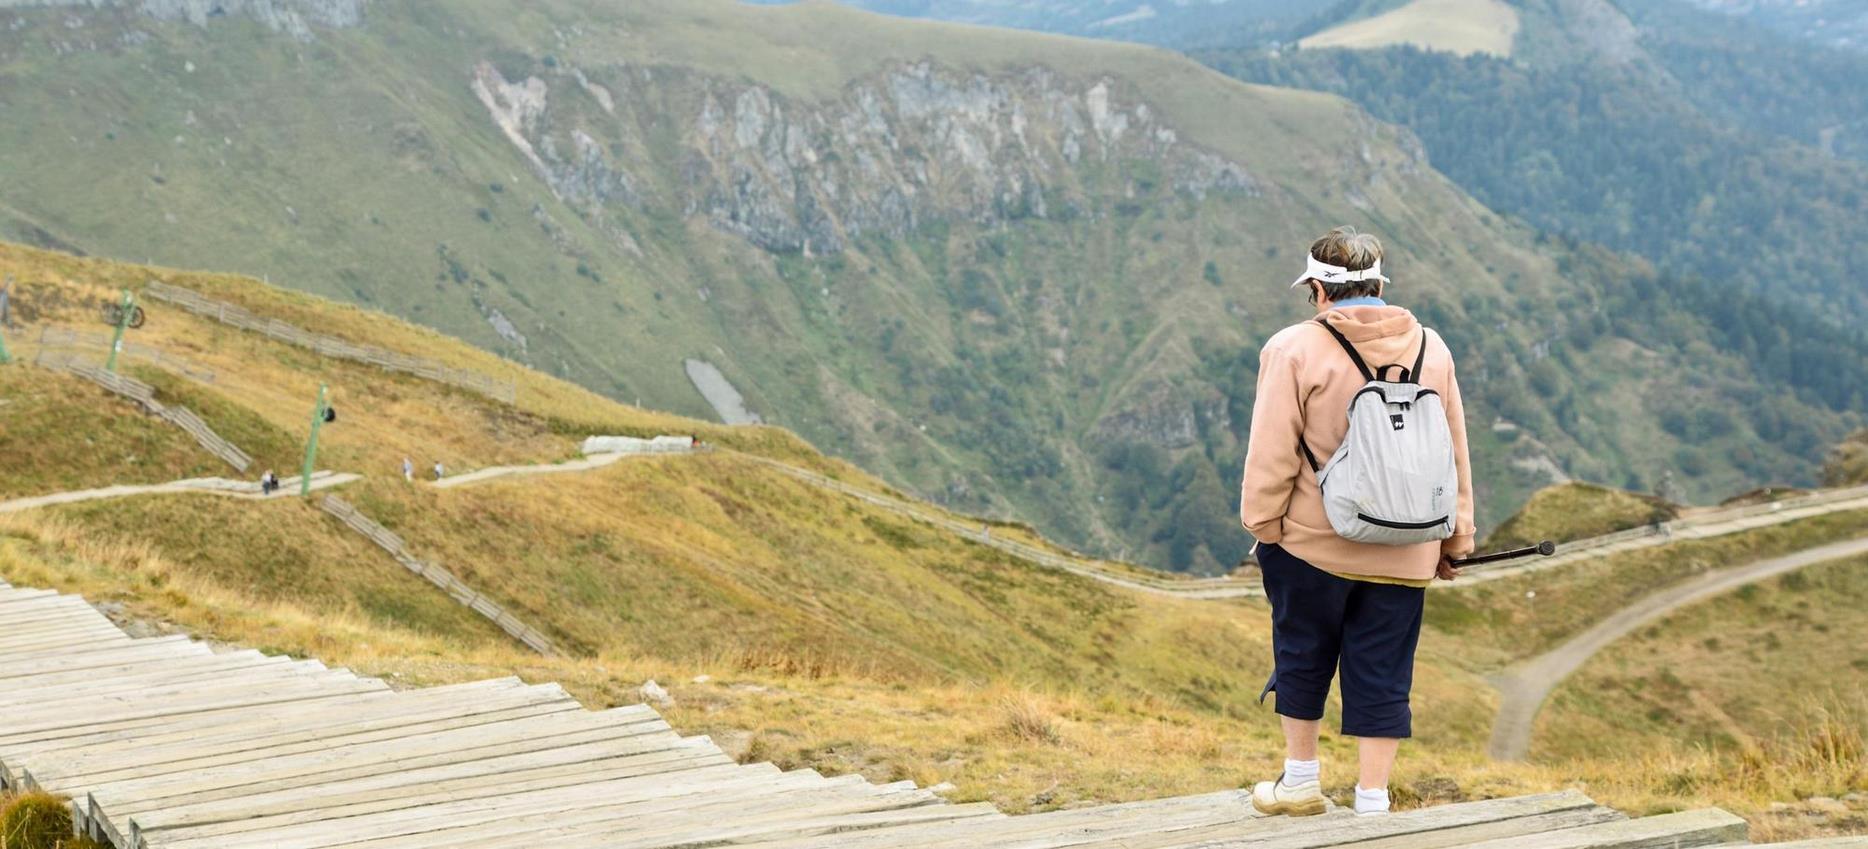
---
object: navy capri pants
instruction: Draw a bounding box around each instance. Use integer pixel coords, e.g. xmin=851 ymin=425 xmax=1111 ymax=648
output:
xmin=1256 ymin=541 xmax=1425 ymax=738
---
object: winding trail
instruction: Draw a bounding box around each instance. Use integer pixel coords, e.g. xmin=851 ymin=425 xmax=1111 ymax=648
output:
xmin=0 ymin=471 xmax=357 ymax=515
xmin=1487 ymin=534 xmax=1868 ymax=761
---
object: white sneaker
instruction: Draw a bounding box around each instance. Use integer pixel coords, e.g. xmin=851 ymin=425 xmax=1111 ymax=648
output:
xmin=1250 ymin=774 xmax=1327 ymax=817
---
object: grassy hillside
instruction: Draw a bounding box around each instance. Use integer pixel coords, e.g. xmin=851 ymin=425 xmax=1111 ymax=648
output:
xmin=1538 ymin=552 xmax=1868 ymax=761
xmin=2 ymin=246 xmax=1865 ymax=835
xmin=0 ymin=366 xmax=231 ymax=498
xmin=0 ymin=1 xmax=1857 ymax=575
xmin=1534 ymin=554 xmax=1868 ymax=837
xmin=1484 ymin=482 xmax=1678 ymax=550
xmin=1297 ymin=0 xmax=1519 ymax=57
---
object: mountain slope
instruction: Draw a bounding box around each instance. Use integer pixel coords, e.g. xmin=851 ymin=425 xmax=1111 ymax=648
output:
xmin=1207 ymin=0 xmax=1868 ymax=317
xmin=0 ymin=0 xmax=1860 ymax=573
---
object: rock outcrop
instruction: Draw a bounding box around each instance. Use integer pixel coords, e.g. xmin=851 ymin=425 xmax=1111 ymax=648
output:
xmin=469 ymin=59 xmax=1256 ymax=256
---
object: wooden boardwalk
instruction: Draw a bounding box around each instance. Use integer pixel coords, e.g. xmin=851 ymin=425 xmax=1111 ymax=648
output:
xmin=0 ymin=577 xmax=1835 ymax=848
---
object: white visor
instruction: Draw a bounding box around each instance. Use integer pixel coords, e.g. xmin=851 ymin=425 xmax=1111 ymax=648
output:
xmin=1290 ymin=254 xmax=1390 ymax=288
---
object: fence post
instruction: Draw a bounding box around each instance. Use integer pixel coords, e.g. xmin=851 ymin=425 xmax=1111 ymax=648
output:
xmin=300 ymin=383 xmax=328 ymax=497
xmin=105 ymin=289 xmax=135 ymax=372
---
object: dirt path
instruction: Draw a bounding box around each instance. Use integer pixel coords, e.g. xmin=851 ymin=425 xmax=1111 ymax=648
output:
xmin=431 ymin=452 xmax=640 ymax=489
xmin=0 ymin=471 xmax=358 ymax=514
xmin=1487 ymin=534 xmax=1868 ymax=761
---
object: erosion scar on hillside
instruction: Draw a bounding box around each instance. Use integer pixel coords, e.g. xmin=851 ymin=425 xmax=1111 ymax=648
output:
xmin=684 ymin=359 xmax=762 ymax=425
xmin=1487 ymin=534 xmax=1868 ymax=761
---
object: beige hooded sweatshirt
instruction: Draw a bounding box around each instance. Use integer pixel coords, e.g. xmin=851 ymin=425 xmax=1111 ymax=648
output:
xmin=1240 ymin=305 xmax=1476 ymax=582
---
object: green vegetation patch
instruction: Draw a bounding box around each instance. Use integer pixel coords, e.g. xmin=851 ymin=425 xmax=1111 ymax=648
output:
xmin=1825 ymin=429 xmax=1868 ymax=487
xmin=1485 ymin=482 xmax=1677 ymax=550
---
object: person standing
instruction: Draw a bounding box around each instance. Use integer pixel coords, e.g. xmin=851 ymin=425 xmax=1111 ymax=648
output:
xmin=1240 ymin=226 xmax=1475 ymax=817
xmin=433 ymin=461 xmax=445 ymax=481
xmin=402 ymin=457 xmax=414 ymax=482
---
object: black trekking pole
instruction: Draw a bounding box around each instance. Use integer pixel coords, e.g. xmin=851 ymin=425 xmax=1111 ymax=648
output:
xmin=1451 ymin=540 xmax=1557 ymax=569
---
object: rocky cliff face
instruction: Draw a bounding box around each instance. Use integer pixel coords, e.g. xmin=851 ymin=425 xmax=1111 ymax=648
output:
xmin=472 ymin=59 xmax=1256 ymax=255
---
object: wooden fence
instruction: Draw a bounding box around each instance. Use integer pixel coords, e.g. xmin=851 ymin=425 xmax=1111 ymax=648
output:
xmin=35 ymin=326 xmax=216 ymax=383
xmin=143 ymin=281 xmax=517 ymax=404
xmin=320 ymin=495 xmax=559 ymax=656
xmin=40 ymin=351 xmax=253 ymax=473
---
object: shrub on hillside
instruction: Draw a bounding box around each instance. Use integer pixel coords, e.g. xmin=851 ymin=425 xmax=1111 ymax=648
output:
xmin=0 ymin=791 xmax=101 ymax=849
xmin=999 ymin=695 xmax=1061 ymax=745
xmin=1823 ymin=429 xmax=1868 ymax=487
xmin=1484 ymin=482 xmax=1678 ymax=550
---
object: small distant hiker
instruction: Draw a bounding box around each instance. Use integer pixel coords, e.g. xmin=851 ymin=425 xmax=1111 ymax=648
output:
xmin=259 ymin=469 xmax=280 ymax=496
xmin=433 ymin=461 xmax=445 ymax=481
xmin=402 ymin=457 xmax=414 ymax=482
xmin=1239 ymin=226 xmax=1475 ymax=818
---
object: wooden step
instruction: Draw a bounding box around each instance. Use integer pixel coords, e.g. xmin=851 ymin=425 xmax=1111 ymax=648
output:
xmin=0 ymin=579 xmax=1770 ymax=849
xmin=1450 ymin=807 xmax=1748 ymax=848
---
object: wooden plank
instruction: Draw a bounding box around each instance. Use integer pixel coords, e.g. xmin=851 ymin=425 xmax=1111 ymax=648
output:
xmin=348 ymin=778 xmax=944 ymax=849
xmin=1053 ymin=791 xmax=1609 ymax=849
xmin=1448 ymin=808 xmax=1748 ymax=848
xmin=93 ymin=709 xmax=684 ymax=816
xmin=146 ymin=763 xmax=808 ymax=849
xmin=398 ymin=780 xmax=954 ymax=849
xmin=133 ymin=739 xmax=737 ymax=844
xmin=1 ymin=676 xmax=388 ymax=739
xmin=2 ymin=663 xmax=358 ymax=718
xmin=0 ymin=635 xmax=191 ymax=671
xmin=28 ymin=682 xmax=569 ymax=785
xmin=1272 ymin=806 xmax=1625 ymax=849
xmin=49 ymin=700 xmax=636 ymax=796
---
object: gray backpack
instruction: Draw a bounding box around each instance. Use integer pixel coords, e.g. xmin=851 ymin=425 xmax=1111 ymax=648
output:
xmin=1299 ymin=318 xmax=1458 ymax=546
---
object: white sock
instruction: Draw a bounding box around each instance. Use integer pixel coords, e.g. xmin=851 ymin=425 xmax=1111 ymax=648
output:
xmin=1355 ymin=785 xmax=1391 ymax=814
xmin=1282 ymin=758 xmax=1320 ymax=787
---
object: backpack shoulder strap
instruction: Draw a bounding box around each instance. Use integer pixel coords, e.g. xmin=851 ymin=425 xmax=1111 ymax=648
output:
xmin=1407 ymin=328 xmax=1429 ymax=383
xmin=1311 ymin=316 xmax=1374 ymax=382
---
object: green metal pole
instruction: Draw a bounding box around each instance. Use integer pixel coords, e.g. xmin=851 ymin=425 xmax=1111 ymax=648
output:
xmin=104 ymin=289 xmax=135 ymax=372
xmin=300 ymin=383 xmax=327 ymax=497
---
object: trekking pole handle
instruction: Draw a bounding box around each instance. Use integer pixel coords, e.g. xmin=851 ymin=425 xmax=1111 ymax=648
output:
xmin=1451 ymin=540 xmax=1557 ymax=569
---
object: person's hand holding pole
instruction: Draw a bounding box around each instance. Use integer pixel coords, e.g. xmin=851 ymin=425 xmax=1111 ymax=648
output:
xmin=1448 ymin=541 xmax=1558 ymax=573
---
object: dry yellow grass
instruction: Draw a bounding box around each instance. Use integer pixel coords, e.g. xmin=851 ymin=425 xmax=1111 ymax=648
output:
xmin=1300 ymin=0 xmax=1521 ymax=58
xmin=0 ymin=790 xmax=104 ymax=849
